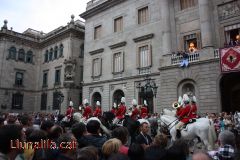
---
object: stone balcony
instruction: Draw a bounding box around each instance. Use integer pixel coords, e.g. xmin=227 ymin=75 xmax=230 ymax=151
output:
xmin=86 ymin=0 xmax=108 ymax=10
xmin=159 ymin=48 xmax=220 ymax=68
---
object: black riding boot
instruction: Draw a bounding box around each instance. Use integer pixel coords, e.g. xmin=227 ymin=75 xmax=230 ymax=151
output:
xmin=176 ymin=129 xmax=181 ymax=139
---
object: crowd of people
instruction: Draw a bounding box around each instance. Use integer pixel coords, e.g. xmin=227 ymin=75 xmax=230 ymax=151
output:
xmin=0 ymin=95 xmax=240 ymax=160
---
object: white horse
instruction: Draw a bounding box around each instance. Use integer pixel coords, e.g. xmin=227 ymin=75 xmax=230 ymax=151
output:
xmin=159 ymin=114 xmax=216 ymax=150
xmin=234 ymin=111 xmax=240 ymax=133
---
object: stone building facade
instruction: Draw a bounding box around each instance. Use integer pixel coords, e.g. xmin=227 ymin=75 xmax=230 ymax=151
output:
xmin=81 ymin=0 xmax=240 ymax=113
xmin=0 ymin=16 xmax=85 ymax=113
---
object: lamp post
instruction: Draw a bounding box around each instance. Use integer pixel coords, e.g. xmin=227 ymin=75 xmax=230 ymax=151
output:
xmin=137 ymin=75 xmax=158 ymax=98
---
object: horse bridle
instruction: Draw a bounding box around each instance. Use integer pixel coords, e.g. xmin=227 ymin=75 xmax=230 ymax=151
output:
xmin=158 ymin=116 xmax=179 ymax=131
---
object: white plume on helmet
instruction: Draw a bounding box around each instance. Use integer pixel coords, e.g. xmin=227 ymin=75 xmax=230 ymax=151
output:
xmin=96 ymin=101 xmax=101 ymax=106
xmin=178 ymin=96 xmax=182 ymax=104
xmin=192 ymin=96 xmax=197 ymax=103
xmin=121 ymin=97 xmax=126 ymax=103
xmin=144 ymin=100 xmax=148 ymax=106
xmin=132 ymin=99 xmax=137 ymax=106
xmin=69 ymin=101 xmax=73 ymax=107
xmin=183 ymin=94 xmax=190 ymax=103
xmin=113 ymin=103 xmax=117 ymax=108
xmin=83 ymin=99 xmax=89 ymax=105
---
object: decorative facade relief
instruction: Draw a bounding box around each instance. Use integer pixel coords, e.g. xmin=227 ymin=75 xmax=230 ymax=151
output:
xmin=218 ymin=1 xmax=240 ymax=21
xmin=63 ymin=58 xmax=76 ymax=87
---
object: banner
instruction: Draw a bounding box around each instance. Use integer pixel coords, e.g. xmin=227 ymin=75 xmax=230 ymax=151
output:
xmin=220 ymin=46 xmax=240 ymax=73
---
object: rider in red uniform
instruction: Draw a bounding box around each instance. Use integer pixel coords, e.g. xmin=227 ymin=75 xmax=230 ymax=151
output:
xmin=130 ymin=99 xmax=140 ymax=120
xmin=82 ymin=99 xmax=92 ymax=119
xmin=175 ymin=94 xmax=191 ymax=138
xmin=93 ymin=101 xmax=102 ymax=118
xmin=66 ymin=101 xmax=74 ymax=121
xmin=189 ymin=96 xmax=198 ymax=119
xmin=111 ymin=103 xmax=117 ymax=115
xmin=140 ymin=100 xmax=148 ymax=119
xmin=113 ymin=97 xmax=127 ymax=124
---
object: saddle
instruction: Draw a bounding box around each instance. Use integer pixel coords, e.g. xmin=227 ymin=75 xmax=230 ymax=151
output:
xmin=182 ymin=118 xmax=196 ymax=130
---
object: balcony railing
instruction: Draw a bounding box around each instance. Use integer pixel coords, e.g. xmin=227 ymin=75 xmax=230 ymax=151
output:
xmin=160 ymin=48 xmax=220 ymax=68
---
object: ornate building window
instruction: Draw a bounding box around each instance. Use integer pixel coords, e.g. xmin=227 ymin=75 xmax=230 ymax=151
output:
xmin=15 ymin=72 xmax=24 ymax=86
xmin=59 ymin=44 xmax=64 ymax=57
xmin=44 ymin=50 xmax=49 ymax=63
xmin=137 ymin=45 xmax=152 ymax=68
xmin=8 ymin=46 xmax=17 ymax=60
xmin=180 ymin=0 xmax=197 ymax=10
xmin=26 ymin=51 xmax=33 ymax=63
xmin=40 ymin=93 xmax=47 ymax=110
xmin=183 ymin=33 xmax=201 ymax=52
xmin=113 ymin=52 xmax=124 ymax=73
xmin=138 ymin=6 xmax=149 ymax=24
xmin=94 ymin=25 xmax=102 ymax=40
xmin=92 ymin=58 xmax=102 ymax=78
xmin=52 ymin=91 xmax=60 ymax=110
xmin=12 ymin=92 xmax=23 ymax=110
xmin=42 ymin=72 xmax=48 ymax=87
xmin=18 ymin=49 xmax=25 ymax=62
xmin=55 ymin=69 xmax=61 ymax=85
xmin=54 ymin=46 xmax=58 ymax=59
xmin=49 ymin=48 xmax=53 ymax=61
xmin=114 ymin=17 xmax=123 ymax=32
xmin=224 ymin=24 xmax=240 ymax=46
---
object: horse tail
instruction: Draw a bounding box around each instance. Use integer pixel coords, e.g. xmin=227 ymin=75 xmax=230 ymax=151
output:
xmin=208 ymin=119 xmax=217 ymax=150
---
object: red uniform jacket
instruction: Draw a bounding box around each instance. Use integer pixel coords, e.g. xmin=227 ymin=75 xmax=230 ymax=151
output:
xmin=140 ymin=106 xmax=148 ymax=119
xmin=189 ymin=104 xmax=197 ymax=119
xmin=83 ymin=106 xmax=92 ymax=119
xmin=66 ymin=107 xmax=74 ymax=119
xmin=116 ymin=104 xmax=126 ymax=119
xmin=177 ymin=104 xmax=191 ymax=123
xmin=131 ymin=107 xmax=140 ymax=120
xmin=111 ymin=109 xmax=117 ymax=115
xmin=93 ymin=107 xmax=102 ymax=117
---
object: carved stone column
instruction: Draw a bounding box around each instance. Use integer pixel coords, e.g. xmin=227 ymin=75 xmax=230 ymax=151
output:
xmin=160 ymin=0 xmax=172 ymax=54
xmin=198 ymin=0 xmax=213 ymax=48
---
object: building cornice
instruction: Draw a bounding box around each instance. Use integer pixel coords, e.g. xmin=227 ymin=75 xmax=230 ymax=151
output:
xmin=89 ymin=48 xmax=104 ymax=55
xmin=133 ymin=33 xmax=154 ymax=43
xmin=83 ymin=72 xmax=160 ymax=86
xmin=80 ymin=0 xmax=127 ymax=19
xmin=109 ymin=41 xmax=127 ymax=49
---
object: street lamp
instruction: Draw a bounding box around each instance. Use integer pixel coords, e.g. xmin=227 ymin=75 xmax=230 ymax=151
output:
xmin=137 ymin=75 xmax=158 ymax=98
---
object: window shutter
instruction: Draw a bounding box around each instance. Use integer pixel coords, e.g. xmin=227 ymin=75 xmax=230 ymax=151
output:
xmin=136 ymin=47 xmax=140 ymax=68
xmin=196 ymin=32 xmax=202 ymax=49
xmin=148 ymin=44 xmax=152 ymax=67
xmin=121 ymin=52 xmax=125 ymax=72
xmin=181 ymin=35 xmax=185 ymax=51
xmin=100 ymin=58 xmax=102 ymax=76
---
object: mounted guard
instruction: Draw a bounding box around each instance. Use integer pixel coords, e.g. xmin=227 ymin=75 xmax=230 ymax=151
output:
xmin=130 ymin=99 xmax=140 ymax=120
xmin=175 ymin=94 xmax=192 ymax=138
xmin=190 ymin=96 xmax=198 ymax=119
xmin=93 ymin=101 xmax=102 ymax=118
xmin=65 ymin=101 xmax=74 ymax=122
xmin=82 ymin=99 xmax=92 ymax=119
xmin=113 ymin=97 xmax=127 ymax=124
xmin=140 ymin=100 xmax=148 ymax=119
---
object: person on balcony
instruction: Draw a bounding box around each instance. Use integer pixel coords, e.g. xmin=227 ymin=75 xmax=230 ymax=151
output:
xmin=180 ymin=51 xmax=189 ymax=67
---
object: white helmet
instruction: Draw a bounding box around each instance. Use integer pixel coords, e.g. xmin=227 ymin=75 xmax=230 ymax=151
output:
xmin=69 ymin=101 xmax=73 ymax=107
xmin=113 ymin=103 xmax=117 ymax=108
xmin=192 ymin=96 xmax=197 ymax=103
xmin=83 ymin=99 xmax=89 ymax=105
xmin=144 ymin=100 xmax=148 ymax=106
xmin=121 ymin=97 xmax=126 ymax=103
xmin=96 ymin=101 xmax=101 ymax=106
xmin=132 ymin=99 xmax=137 ymax=106
xmin=183 ymin=94 xmax=190 ymax=103
xmin=178 ymin=96 xmax=183 ymax=104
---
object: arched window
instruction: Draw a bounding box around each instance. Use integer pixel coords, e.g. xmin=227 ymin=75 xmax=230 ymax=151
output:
xmin=54 ymin=46 xmax=58 ymax=59
xmin=8 ymin=46 xmax=17 ymax=60
xmin=26 ymin=50 xmax=33 ymax=63
xmin=49 ymin=48 xmax=53 ymax=61
xmin=44 ymin=50 xmax=48 ymax=63
xmin=92 ymin=92 xmax=101 ymax=106
xmin=178 ymin=80 xmax=196 ymax=100
xmin=18 ymin=49 xmax=25 ymax=62
xmin=59 ymin=44 xmax=64 ymax=57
